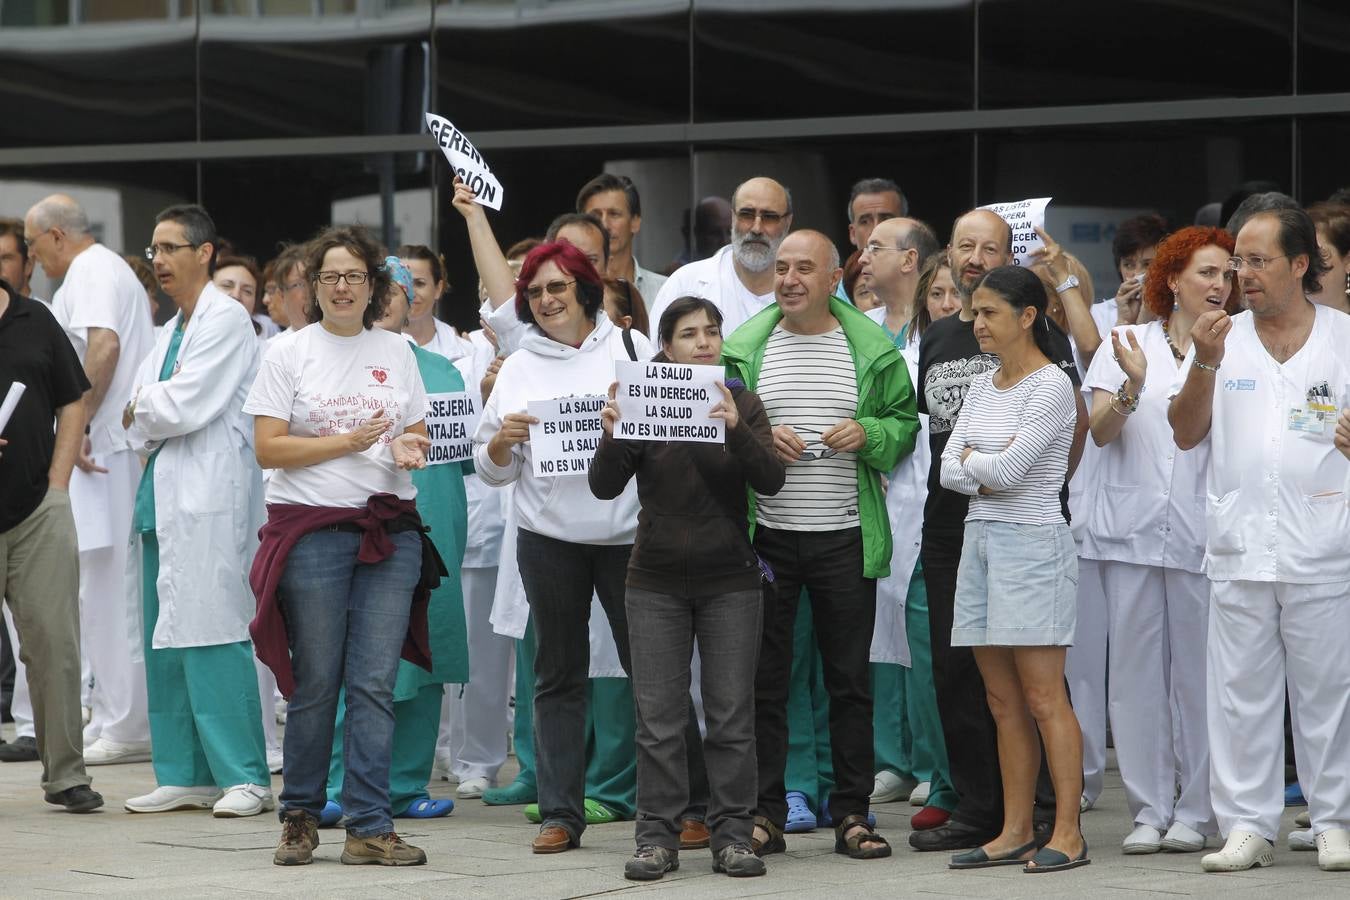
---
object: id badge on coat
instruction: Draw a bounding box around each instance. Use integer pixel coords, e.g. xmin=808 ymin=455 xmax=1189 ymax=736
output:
xmin=1288 ymin=381 xmax=1337 ymax=438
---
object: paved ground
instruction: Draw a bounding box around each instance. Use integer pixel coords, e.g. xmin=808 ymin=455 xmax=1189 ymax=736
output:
xmin=0 ymin=723 xmax=1342 ymax=898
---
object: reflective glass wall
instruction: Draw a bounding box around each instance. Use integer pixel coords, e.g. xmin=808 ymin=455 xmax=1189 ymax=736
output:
xmin=2 ymin=0 xmax=1348 ymax=328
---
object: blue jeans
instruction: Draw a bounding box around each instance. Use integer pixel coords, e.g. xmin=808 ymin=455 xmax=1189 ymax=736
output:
xmin=277 ymin=528 xmax=421 ymax=837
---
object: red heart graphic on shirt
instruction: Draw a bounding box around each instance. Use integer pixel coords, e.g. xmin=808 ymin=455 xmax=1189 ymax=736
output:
xmin=372 ymin=369 xmax=387 ymax=383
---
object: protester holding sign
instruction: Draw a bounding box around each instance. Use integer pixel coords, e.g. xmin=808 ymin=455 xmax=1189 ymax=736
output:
xmin=589 ymin=296 xmax=784 ymax=881
xmin=472 ymin=241 xmax=653 ymax=855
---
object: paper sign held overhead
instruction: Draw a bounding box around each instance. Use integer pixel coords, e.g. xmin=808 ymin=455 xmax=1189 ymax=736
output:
xmin=613 ymin=361 xmax=725 ymax=444
xmin=979 ymin=197 xmax=1052 ymax=268
xmin=425 ymin=113 xmax=504 ymax=210
xmin=527 ymin=395 xmax=606 ymax=477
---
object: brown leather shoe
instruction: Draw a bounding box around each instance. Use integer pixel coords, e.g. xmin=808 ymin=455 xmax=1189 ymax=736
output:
xmin=532 ymin=825 xmax=576 ymax=854
xmin=680 ymin=819 xmax=711 ymax=850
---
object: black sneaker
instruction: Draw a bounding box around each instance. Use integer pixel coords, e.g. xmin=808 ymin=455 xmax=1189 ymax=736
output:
xmin=713 ymin=842 xmax=766 ymax=877
xmin=624 ymin=845 xmax=678 ymax=881
xmin=0 ymin=735 xmax=37 ymax=762
xmin=44 ymin=784 xmax=104 ymax=813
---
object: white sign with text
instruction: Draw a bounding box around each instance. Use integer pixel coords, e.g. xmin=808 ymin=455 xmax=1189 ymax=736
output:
xmin=424 ymin=391 xmax=479 ymax=466
xmin=613 ymin=360 xmax=725 ymax=443
xmin=425 ymin=113 xmax=504 ymax=210
xmin=528 ymin=395 xmax=606 ymax=476
xmin=980 ymin=197 xmax=1052 ymax=267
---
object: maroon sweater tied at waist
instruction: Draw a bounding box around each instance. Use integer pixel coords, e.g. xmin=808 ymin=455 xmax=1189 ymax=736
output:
xmin=248 ymin=493 xmax=444 ymax=697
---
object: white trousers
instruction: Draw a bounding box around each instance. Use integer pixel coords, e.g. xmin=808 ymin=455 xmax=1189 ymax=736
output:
xmin=439 ymin=567 xmax=513 ymax=782
xmin=3 ymin=607 xmax=34 ymax=739
xmin=1208 ymin=579 xmax=1350 ymax=840
xmin=256 ymin=658 xmax=279 ymax=757
xmin=1102 ymin=561 xmax=1212 ymax=833
xmin=79 ymin=545 xmax=149 ymax=746
xmin=1066 ymin=556 xmax=1108 ymax=804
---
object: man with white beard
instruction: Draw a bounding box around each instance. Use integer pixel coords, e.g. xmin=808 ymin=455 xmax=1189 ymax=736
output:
xmin=647 ymin=177 xmax=793 ymax=340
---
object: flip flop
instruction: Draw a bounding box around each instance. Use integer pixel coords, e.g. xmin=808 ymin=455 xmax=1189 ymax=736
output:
xmin=400 ymin=797 xmax=454 ymax=819
xmin=785 ymin=791 xmax=816 ymax=833
xmin=1024 ymin=840 xmax=1091 ymax=873
xmin=583 ymin=799 xmax=621 ymax=824
xmin=317 ymin=800 xmax=343 ymax=827
xmin=950 ymin=839 xmax=1038 ymax=869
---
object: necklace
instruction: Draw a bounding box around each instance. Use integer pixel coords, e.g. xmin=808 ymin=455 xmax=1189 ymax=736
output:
xmin=1163 ymin=321 xmax=1185 ymax=362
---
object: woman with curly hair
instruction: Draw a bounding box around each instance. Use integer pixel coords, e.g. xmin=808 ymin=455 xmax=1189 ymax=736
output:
xmin=245 ymin=225 xmax=435 ymax=868
xmin=1080 ymin=225 xmax=1237 ymax=857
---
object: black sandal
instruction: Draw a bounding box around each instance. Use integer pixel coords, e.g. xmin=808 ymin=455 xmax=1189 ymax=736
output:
xmin=751 ymin=815 xmax=786 ymax=857
xmin=834 ymin=813 xmax=892 ymax=859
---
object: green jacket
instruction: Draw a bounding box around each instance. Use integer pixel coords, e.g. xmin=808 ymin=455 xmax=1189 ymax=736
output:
xmin=721 ymin=297 xmax=919 ymax=579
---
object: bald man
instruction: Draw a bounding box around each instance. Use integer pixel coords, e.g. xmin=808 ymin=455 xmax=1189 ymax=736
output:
xmin=24 ymin=194 xmax=155 ymax=765
xmin=722 ymin=230 xmax=918 ymax=860
xmin=648 ymin=177 xmax=794 ymax=343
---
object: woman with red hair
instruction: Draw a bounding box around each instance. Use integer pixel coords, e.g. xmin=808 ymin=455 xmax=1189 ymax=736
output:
xmin=1080 ymin=226 xmax=1236 ymax=857
xmin=472 ymin=241 xmax=653 ymax=855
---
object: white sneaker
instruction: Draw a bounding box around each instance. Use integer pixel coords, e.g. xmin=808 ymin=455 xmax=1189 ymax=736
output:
xmin=84 ymin=737 xmax=152 ymax=766
xmin=1289 ymin=829 xmax=1315 ymax=851
xmin=456 ymin=776 xmax=491 ymax=799
xmin=908 ymin=781 xmax=930 ymax=806
xmin=1161 ymin=821 xmax=1206 ymax=852
xmin=869 ymin=770 xmax=912 ymax=804
xmin=125 ymin=785 xmax=222 ymax=813
xmin=1296 ymin=810 xmax=1311 ymax=828
xmin=1123 ymin=823 xmax=1164 ymax=854
xmin=1201 ymin=830 xmax=1274 ymax=872
xmin=213 ymin=783 xmax=275 ymax=818
xmin=267 ymin=748 xmax=283 ymax=774
xmin=1317 ymin=828 xmax=1350 ymax=871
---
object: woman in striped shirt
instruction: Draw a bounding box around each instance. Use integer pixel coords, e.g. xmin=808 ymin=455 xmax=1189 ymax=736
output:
xmin=938 ymin=264 xmax=1086 ymax=874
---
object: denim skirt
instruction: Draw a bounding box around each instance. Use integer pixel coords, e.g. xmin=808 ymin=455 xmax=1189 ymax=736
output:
xmin=951 ymin=519 xmax=1077 ymax=647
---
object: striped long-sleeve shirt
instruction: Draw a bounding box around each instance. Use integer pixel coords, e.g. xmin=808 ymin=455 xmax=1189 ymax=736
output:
xmin=939 ymin=364 xmax=1075 ymax=525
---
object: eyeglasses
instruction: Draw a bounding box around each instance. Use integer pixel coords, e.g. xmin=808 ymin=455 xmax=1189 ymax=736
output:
xmin=144 ymin=242 xmax=196 ymax=260
xmin=525 ymin=279 xmax=576 ymax=301
xmin=735 ymin=208 xmax=787 ymax=227
xmin=282 ymin=279 xmax=306 ymax=293
xmin=23 ymin=228 xmax=55 ymax=250
xmin=864 ymin=242 xmax=912 ymax=255
xmin=1227 ymin=254 xmax=1286 ymax=272
xmin=314 ymin=270 xmax=370 ymax=285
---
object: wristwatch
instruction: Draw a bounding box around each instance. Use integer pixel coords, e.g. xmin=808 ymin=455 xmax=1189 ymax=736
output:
xmin=1055 ymin=275 xmax=1080 ymax=294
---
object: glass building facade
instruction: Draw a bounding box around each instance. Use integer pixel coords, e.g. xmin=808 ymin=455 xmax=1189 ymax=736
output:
xmin=3 ymin=0 xmax=1349 ymax=325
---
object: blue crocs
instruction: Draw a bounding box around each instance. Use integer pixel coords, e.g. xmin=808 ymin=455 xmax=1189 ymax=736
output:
xmin=785 ymin=791 xmax=816 ymax=833
xmin=317 ymin=800 xmax=343 ymax=827
xmin=400 ymin=797 xmax=454 ymax=819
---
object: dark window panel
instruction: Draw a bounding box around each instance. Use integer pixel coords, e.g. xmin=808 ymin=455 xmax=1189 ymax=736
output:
xmin=200 ymin=4 xmax=435 ymax=140
xmin=1298 ymin=0 xmax=1350 ymax=95
xmin=693 ymin=2 xmax=975 ymax=122
xmin=1298 ymin=116 xmax=1350 ymax=202
xmin=979 ymin=1 xmax=1293 ymax=108
xmin=433 ymin=3 xmax=689 ymax=131
xmin=0 ymin=20 xmax=196 ymax=146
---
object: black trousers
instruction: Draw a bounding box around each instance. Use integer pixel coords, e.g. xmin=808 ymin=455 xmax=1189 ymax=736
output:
xmin=922 ymin=532 xmax=1055 ymax=832
xmin=752 ymin=526 xmax=876 ymax=830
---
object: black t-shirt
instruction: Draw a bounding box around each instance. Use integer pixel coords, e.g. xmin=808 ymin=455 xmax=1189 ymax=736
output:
xmin=0 ymin=284 xmax=90 ymax=533
xmin=917 ymin=312 xmax=1079 ymax=541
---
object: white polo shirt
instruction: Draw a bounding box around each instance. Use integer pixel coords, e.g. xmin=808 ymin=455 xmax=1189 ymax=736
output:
xmin=1171 ymin=304 xmax=1350 ymax=583
xmin=1084 ymin=321 xmax=1209 ymax=573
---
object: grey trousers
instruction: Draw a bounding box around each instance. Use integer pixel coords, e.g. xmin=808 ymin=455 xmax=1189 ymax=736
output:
xmin=0 ymin=487 xmax=90 ymax=794
xmin=627 ymin=585 xmax=762 ymax=852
